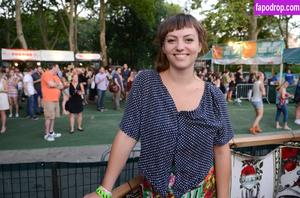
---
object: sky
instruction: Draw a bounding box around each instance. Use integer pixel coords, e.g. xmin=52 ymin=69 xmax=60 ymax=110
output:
xmin=167 ymin=0 xmax=300 ymax=38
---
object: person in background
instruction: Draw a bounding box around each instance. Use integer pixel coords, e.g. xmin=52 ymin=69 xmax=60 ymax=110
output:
xmin=95 ymin=66 xmax=109 ymax=112
xmin=0 ymin=69 xmax=9 ymax=133
xmin=66 ymin=74 xmax=84 ymax=133
xmin=285 ymin=69 xmax=294 ymax=85
xmin=41 ymin=64 xmax=63 ymax=142
xmin=14 ymin=67 xmax=24 ymax=105
xmin=125 ymin=69 xmax=136 ymax=98
xmin=7 ymin=69 xmax=19 ymax=118
xmin=32 ymin=66 xmax=43 ymax=115
xmin=84 ymin=13 xmax=233 ymax=198
xmin=275 ymin=81 xmax=293 ymax=130
xmin=61 ymin=73 xmax=70 ymax=115
xmin=249 ymin=72 xmax=266 ymax=134
xmin=122 ymin=63 xmax=131 ymax=94
xmin=112 ymin=67 xmax=124 ymax=110
xmin=294 ymin=78 xmax=300 ymax=125
xmin=269 ymin=72 xmax=278 ymax=85
xmin=23 ymin=67 xmax=38 ymax=120
xmin=221 ymin=70 xmax=230 ymax=99
xmin=78 ymin=68 xmax=89 ymax=104
xmin=227 ymin=74 xmax=236 ymax=102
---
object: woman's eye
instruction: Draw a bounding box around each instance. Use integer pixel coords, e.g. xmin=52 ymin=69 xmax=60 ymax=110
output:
xmin=185 ymin=38 xmax=194 ymax=43
xmin=166 ymin=39 xmax=175 ymax=43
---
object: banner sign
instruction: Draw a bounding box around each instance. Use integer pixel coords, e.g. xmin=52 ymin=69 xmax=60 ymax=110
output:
xmin=212 ymin=40 xmax=284 ymax=65
xmin=75 ymin=53 xmax=101 ymax=61
xmin=40 ymin=50 xmax=74 ymax=62
xmin=1 ymin=48 xmax=41 ymax=61
xmin=231 ymin=150 xmax=276 ymax=197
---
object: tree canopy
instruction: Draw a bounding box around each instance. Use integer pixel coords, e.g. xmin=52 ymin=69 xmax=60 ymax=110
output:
xmin=0 ymin=0 xmax=298 ymax=69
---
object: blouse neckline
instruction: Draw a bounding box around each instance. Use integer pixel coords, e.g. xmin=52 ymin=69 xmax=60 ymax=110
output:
xmin=155 ymin=70 xmax=207 ymax=114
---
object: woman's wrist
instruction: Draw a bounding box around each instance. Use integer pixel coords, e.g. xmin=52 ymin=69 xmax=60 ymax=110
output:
xmin=95 ymin=185 xmax=112 ymax=198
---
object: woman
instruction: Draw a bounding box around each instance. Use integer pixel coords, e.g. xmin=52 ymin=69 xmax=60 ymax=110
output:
xmin=294 ymin=78 xmax=300 ymax=125
xmin=84 ymin=14 xmax=233 ymax=198
xmin=249 ymin=72 xmax=266 ymax=134
xmin=0 ymin=70 xmax=9 ymax=133
xmin=125 ymin=69 xmax=136 ymax=99
xmin=112 ymin=67 xmax=124 ymax=110
xmin=275 ymin=81 xmax=292 ymax=130
xmin=66 ymin=74 xmax=84 ymax=133
xmin=7 ymin=69 xmax=19 ymax=118
xmin=61 ymin=73 xmax=70 ymax=115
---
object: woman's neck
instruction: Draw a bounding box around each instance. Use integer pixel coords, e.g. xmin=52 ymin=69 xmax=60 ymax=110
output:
xmin=164 ymin=67 xmax=197 ymax=85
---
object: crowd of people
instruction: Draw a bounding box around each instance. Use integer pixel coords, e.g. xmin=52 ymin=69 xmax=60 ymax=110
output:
xmin=0 ymin=63 xmax=137 ymax=140
xmin=196 ymin=64 xmax=300 ymax=135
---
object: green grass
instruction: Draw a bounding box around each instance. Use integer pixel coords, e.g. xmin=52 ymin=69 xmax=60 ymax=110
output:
xmin=0 ymin=95 xmax=299 ymax=151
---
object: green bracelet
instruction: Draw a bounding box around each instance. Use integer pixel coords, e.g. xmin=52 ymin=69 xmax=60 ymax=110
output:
xmin=95 ymin=186 xmax=112 ymax=198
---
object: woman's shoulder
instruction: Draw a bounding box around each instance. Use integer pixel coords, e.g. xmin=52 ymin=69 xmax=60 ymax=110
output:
xmin=205 ymin=82 xmax=224 ymax=100
xmin=134 ymin=70 xmax=158 ymax=83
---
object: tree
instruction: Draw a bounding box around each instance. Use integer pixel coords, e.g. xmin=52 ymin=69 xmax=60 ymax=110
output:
xmin=191 ymin=0 xmax=280 ymax=71
xmin=99 ymin=0 xmax=108 ymax=66
xmin=15 ymin=0 xmax=28 ymax=49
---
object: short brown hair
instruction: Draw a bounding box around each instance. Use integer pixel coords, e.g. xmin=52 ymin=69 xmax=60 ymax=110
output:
xmin=154 ymin=13 xmax=207 ymax=72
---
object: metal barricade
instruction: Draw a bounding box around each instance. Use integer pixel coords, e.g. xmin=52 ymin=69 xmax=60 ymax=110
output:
xmin=235 ymin=83 xmax=270 ymax=104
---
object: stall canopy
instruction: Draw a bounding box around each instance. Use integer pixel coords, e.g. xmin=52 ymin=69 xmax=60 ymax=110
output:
xmin=283 ymin=48 xmax=300 ymax=64
xmin=197 ymin=49 xmax=212 ymax=61
xmin=1 ymin=48 xmax=74 ymax=62
xmin=1 ymin=48 xmax=40 ymax=61
xmin=212 ymin=40 xmax=284 ymax=65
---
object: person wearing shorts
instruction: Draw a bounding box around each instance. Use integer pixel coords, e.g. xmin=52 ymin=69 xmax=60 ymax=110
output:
xmin=250 ymin=72 xmax=266 ymax=135
xmin=41 ymin=63 xmax=63 ymax=141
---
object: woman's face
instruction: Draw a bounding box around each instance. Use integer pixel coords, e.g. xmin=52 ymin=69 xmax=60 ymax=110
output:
xmin=162 ymin=27 xmax=201 ymax=71
xmin=72 ymin=75 xmax=78 ymax=82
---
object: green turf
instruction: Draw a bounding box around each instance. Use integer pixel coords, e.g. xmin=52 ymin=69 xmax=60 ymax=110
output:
xmin=0 ymin=95 xmax=299 ymax=151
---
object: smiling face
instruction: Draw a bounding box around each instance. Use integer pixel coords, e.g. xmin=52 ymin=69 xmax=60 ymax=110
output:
xmin=162 ymin=27 xmax=201 ymax=71
xmin=154 ymin=14 xmax=207 ymax=72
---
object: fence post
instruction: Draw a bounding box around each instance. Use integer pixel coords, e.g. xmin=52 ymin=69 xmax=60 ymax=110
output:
xmin=52 ymin=162 xmax=59 ymax=198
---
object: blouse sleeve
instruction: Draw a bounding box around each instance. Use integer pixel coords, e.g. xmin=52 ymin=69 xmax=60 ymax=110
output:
xmin=119 ymin=73 xmax=143 ymax=141
xmin=213 ymin=87 xmax=234 ymax=145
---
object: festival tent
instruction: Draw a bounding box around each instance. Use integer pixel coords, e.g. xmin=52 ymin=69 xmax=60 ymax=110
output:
xmin=283 ymin=48 xmax=300 ymax=64
xmin=212 ymin=40 xmax=285 ymax=81
xmin=197 ymin=49 xmax=212 ymax=61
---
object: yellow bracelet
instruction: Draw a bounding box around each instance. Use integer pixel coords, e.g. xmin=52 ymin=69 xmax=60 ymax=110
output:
xmin=95 ymin=186 xmax=112 ymax=198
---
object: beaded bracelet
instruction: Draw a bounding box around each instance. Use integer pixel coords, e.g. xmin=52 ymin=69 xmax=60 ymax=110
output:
xmin=95 ymin=186 xmax=112 ymax=198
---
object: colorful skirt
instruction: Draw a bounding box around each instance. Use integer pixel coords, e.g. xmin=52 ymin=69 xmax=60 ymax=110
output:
xmin=139 ymin=167 xmax=216 ymax=198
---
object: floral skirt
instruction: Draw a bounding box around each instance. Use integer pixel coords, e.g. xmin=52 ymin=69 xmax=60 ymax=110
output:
xmin=139 ymin=167 xmax=216 ymax=198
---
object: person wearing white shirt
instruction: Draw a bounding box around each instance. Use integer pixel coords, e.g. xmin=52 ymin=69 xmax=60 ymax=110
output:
xmin=95 ymin=66 xmax=109 ymax=112
xmin=23 ymin=67 xmax=38 ymax=120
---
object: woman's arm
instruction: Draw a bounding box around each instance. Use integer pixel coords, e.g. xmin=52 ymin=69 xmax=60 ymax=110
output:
xmin=84 ymin=130 xmax=137 ymax=198
xmin=214 ymin=143 xmax=231 ymax=198
xmin=80 ymin=83 xmax=85 ymax=95
xmin=259 ymin=82 xmax=266 ymax=96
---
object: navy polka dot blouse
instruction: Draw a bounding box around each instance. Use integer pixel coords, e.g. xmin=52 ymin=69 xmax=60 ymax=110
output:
xmin=120 ymin=70 xmax=234 ymax=197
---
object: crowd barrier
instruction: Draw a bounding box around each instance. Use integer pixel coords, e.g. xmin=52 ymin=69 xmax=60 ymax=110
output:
xmin=112 ymin=143 xmax=300 ymax=198
xmin=235 ymin=83 xmax=270 ymax=104
xmin=0 ymin=158 xmax=139 ymax=198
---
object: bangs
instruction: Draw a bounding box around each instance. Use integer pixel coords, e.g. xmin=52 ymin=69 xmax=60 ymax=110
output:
xmin=156 ymin=14 xmax=199 ymax=46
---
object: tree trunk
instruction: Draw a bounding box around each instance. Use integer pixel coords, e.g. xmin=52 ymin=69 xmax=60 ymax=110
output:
xmin=74 ymin=1 xmax=78 ymax=53
xmin=38 ymin=0 xmax=49 ymax=49
xmin=277 ymin=16 xmax=290 ymax=48
xmin=284 ymin=17 xmax=290 ymax=48
xmin=15 ymin=0 xmax=28 ymax=49
xmin=68 ymin=0 xmax=75 ymax=51
xmin=99 ymin=0 xmax=108 ymax=66
xmin=248 ymin=14 xmax=258 ymax=72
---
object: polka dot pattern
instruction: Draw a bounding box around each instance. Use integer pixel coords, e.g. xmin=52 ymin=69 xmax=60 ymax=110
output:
xmin=120 ymin=70 xmax=234 ymax=197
